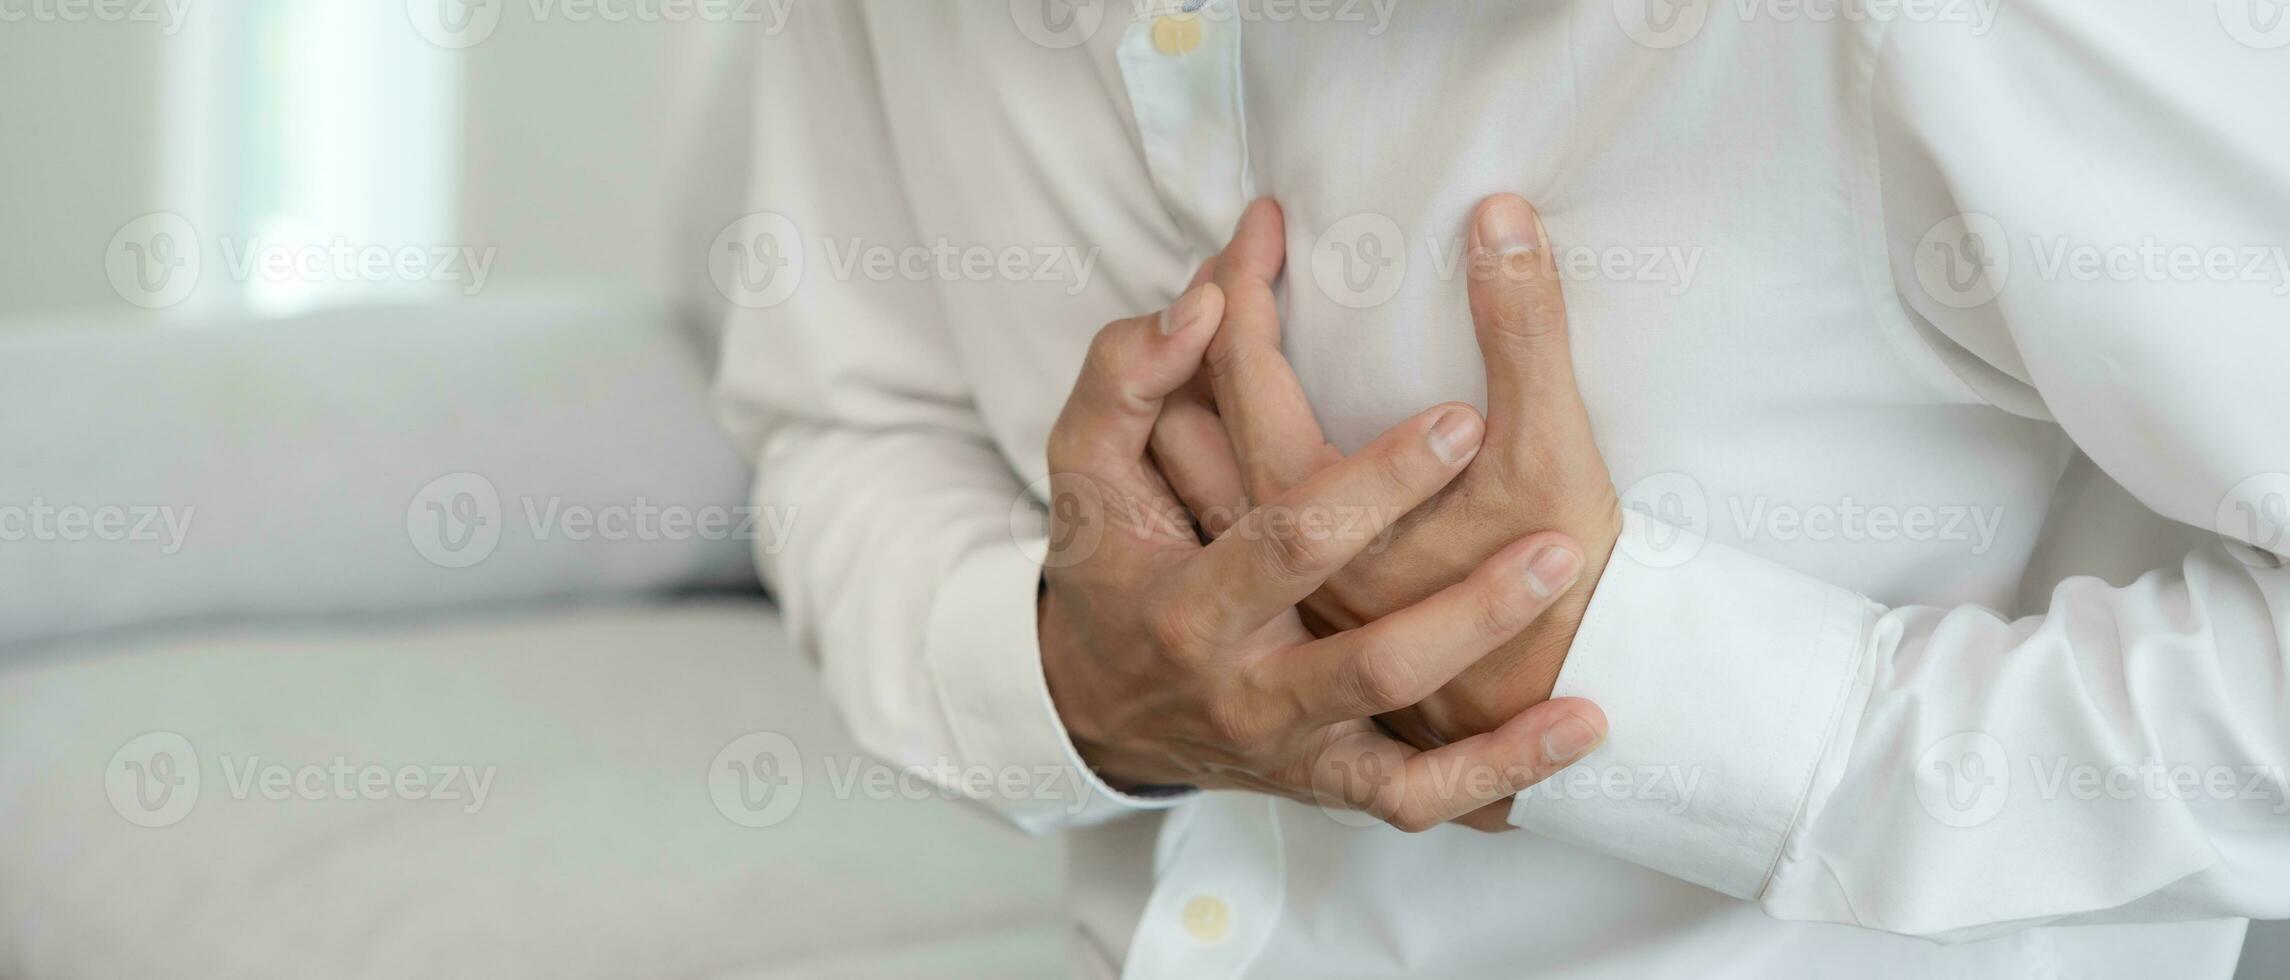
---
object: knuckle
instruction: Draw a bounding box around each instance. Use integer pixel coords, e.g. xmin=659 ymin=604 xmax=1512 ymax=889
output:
xmin=1501 ymin=760 xmax=1543 ymax=794
xmin=1204 ymin=695 xmax=1273 ymax=750
xmin=1346 ymin=648 xmax=1421 ymax=714
xmin=1145 ymin=599 xmax=1211 ymax=656
xmin=1371 ymin=444 xmax=1422 ymax=497
xmin=1202 ymin=326 xmax=1249 ymax=381
xmin=1524 ymin=291 xmax=1569 ymax=338
xmin=1385 ymin=799 xmax=1438 ymax=835
xmin=1085 ymin=319 xmax=1133 ymax=366
xmin=1473 ymin=588 xmax=1532 ymax=644
xmin=1486 ymin=285 xmax=1565 ymax=341
xmin=1086 ymin=324 xmax=1151 ymax=395
xmin=1491 ymin=286 xmax=1536 ymax=332
xmin=1253 ymin=514 xmax=1330 ymax=585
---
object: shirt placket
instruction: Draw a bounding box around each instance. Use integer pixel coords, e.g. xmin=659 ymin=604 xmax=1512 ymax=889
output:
xmin=1114 ymin=6 xmax=1283 ymax=978
xmin=1117 ymin=0 xmax=1256 ymax=258
xmin=1118 ymin=795 xmax=1285 ymax=980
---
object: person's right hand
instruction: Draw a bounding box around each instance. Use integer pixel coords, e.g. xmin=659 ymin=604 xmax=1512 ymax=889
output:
xmin=1036 ymin=278 xmax=1608 ymax=833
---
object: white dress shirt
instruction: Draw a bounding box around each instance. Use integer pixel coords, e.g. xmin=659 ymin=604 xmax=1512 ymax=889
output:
xmin=713 ymin=2 xmax=2290 ymax=977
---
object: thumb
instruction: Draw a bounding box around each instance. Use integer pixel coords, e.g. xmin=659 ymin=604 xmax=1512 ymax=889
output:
xmin=1468 ymin=195 xmax=1585 ymax=444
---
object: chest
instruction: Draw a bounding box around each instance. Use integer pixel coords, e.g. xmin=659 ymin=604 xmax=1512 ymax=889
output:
xmin=870 ymin=1 xmax=1976 ymax=479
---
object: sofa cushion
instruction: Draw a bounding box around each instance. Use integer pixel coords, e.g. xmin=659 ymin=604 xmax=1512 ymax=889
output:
xmin=0 ymin=297 xmax=757 ymax=651
xmin=0 ymin=598 xmax=1063 ymax=979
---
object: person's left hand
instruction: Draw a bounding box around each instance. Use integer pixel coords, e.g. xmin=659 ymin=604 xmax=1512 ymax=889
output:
xmin=1150 ymin=194 xmax=1623 ymax=757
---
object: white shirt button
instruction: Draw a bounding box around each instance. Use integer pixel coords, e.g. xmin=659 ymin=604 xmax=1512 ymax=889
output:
xmin=1151 ymin=13 xmax=1204 ymax=56
xmin=1182 ymin=894 xmax=1232 ymax=944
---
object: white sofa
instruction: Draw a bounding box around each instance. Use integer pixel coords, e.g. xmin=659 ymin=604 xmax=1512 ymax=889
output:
xmin=0 ymin=300 xmax=1064 ymax=979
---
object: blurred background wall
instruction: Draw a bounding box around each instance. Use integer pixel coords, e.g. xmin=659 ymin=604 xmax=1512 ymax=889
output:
xmin=0 ymin=2 xmax=749 ymax=327
xmin=0 ymin=24 xmax=167 ymax=316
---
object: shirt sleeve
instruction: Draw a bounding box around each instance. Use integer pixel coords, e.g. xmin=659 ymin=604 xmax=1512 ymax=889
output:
xmin=1511 ymin=1 xmax=2290 ymax=941
xmin=712 ymin=5 xmax=1181 ymax=834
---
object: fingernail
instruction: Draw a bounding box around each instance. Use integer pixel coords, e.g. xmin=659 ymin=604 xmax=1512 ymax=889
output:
xmin=1525 ymin=545 xmax=1581 ymax=600
xmin=1426 ymin=410 xmax=1482 ymax=466
xmin=1478 ymin=196 xmax=1541 ymax=256
xmin=1160 ymin=283 xmax=1211 ymax=336
xmin=1542 ymin=717 xmax=1603 ymax=766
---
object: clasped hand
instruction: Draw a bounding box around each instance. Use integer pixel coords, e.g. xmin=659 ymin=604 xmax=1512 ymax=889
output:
xmin=1037 ymin=194 xmax=1621 ymax=833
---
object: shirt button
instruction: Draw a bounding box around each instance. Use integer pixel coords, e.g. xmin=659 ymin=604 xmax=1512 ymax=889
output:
xmin=1151 ymin=13 xmax=1205 ymax=56
xmin=1182 ymin=894 xmax=1232 ymax=944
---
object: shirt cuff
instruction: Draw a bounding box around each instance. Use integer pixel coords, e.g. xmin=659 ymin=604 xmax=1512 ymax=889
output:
xmin=925 ymin=534 xmax=1193 ymax=834
xmin=1509 ymin=508 xmax=1875 ymax=898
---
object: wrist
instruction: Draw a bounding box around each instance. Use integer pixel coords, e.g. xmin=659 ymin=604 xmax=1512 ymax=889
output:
xmin=1036 ymin=584 xmax=1102 ymax=756
xmin=1037 ymin=584 xmax=1174 ymax=793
